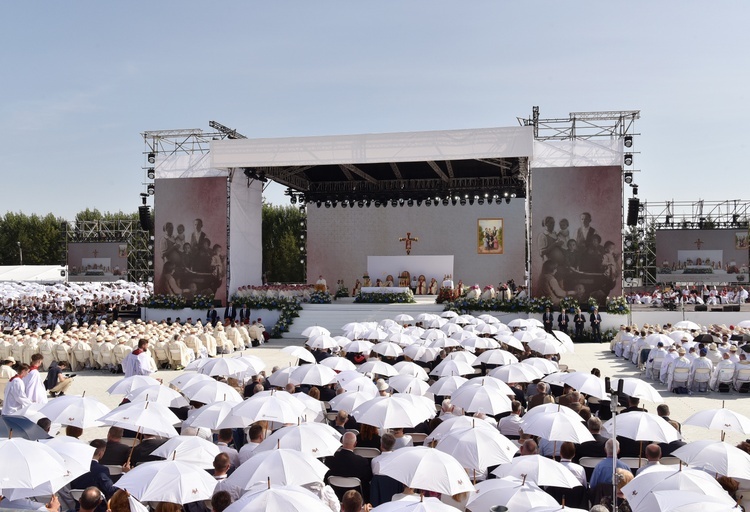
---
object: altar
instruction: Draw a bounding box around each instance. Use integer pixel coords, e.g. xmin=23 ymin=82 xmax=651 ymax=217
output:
xmin=367 ymin=255 xmax=454 ymax=288
xmin=360 ymin=287 xmax=411 ymax=294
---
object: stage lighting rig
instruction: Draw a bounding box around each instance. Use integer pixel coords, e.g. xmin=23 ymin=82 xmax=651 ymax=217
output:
xmin=624 ymin=135 xmax=633 ymax=148
xmin=146 ymin=184 xmax=155 ymax=195
xmin=243 ymin=168 xmax=268 ymax=183
xmin=624 ymin=153 xmax=633 ymax=166
xmin=147 ymin=168 xmax=155 ymax=180
xmin=147 ymin=152 xmax=155 ymax=164
xmin=624 ymin=172 xmax=633 ymax=184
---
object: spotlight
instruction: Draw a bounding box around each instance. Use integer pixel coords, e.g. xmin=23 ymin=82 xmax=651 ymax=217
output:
xmin=478 ymin=197 xmax=484 ymax=205
xmin=341 ymin=201 xmax=348 ymax=208
xmin=316 ymin=201 xmax=322 ymax=208
xmin=624 ymin=153 xmax=633 ymax=166
xmin=624 ymin=172 xmax=633 ymax=184
xmin=460 ymin=197 xmax=467 ymax=206
xmin=632 ymin=185 xmax=638 ymax=196
xmin=503 ymin=191 xmax=509 ymax=198
xmin=511 ymin=192 xmax=517 ymax=198
xmin=391 ymin=199 xmax=398 ymax=207
xmin=504 ymin=197 xmax=511 ymax=204
xmin=325 ymin=201 xmax=331 ymax=208
xmin=147 ymin=152 xmax=155 ymax=164
xmin=290 ymin=195 xmax=297 ymax=204
xmin=407 ymin=199 xmax=414 ymax=207
xmin=331 ymin=201 xmax=337 ymax=208
xmin=442 ymin=198 xmax=449 ymax=206
xmin=468 ymin=197 xmax=475 ymax=205
xmin=299 ymin=205 xmax=305 ymax=213
xmin=624 ymin=135 xmax=633 ymax=148
xmin=365 ymin=200 xmax=371 ymax=207
xmin=146 ymin=184 xmax=155 ymax=195
xmin=425 ymin=198 xmax=432 ymax=206
xmin=147 ymin=168 xmax=155 ymax=180
xmin=375 ymin=200 xmax=382 ymax=207
xmin=415 ymin=199 xmax=422 ymax=207
xmin=357 ymin=200 xmax=364 ymax=208
xmin=399 ymin=198 xmax=405 ymax=206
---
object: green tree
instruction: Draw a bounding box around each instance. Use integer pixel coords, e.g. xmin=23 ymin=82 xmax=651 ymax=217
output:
xmin=0 ymin=212 xmax=65 ymax=265
xmin=262 ymin=204 xmax=305 ymax=283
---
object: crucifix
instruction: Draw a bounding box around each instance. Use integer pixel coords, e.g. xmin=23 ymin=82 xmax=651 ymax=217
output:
xmin=92 ymin=249 xmax=99 ymax=258
xmin=398 ymin=232 xmax=419 ymax=255
xmin=694 ymin=239 xmax=704 ymax=249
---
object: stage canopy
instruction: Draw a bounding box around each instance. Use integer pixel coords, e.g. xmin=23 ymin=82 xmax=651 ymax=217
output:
xmin=209 ymin=126 xmax=534 ymax=203
xmin=0 ymin=266 xmax=68 ymax=283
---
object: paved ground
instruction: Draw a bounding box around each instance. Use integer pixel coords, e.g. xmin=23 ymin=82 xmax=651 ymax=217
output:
xmin=66 ymin=336 xmax=749 ymax=446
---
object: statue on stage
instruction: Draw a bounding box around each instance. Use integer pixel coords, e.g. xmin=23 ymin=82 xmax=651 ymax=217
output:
xmin=352 ymin=279 xmax=361 ymax=296
xmin=415 ymin=274 xmax=427 ymax=295
xmin=385 ymin=274 xmax=395 ymax=287
xmin=363 ymin=274 xmax=372 ymax=287
xmin=398 ymin=232 xmax=419 ymax=255
xmin=399 ymin=271 xmax=411 ymax=288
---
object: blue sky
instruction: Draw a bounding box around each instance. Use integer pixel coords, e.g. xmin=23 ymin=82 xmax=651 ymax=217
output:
xmin=1 ymin=1 xmax=747 ymax=220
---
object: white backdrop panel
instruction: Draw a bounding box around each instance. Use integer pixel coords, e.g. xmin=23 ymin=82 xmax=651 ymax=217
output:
xmin=532 ymin=139 xmax=622 ymax=168
xmin=155 ymin=152 xmax=227 ymax=179
xmin=229 ymin=176 xmax=263 ymax=291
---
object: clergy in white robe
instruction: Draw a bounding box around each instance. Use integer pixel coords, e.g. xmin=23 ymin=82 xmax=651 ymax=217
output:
xmin=167 ymin=335 xmax=193 ymax=368
xmin=22 ymin=356 xmax=47 ymax=405
xmin=2 ymin=370 xmax=32 ymax=415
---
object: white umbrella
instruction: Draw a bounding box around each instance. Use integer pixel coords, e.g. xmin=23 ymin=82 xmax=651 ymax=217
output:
xmin=38 ymin=394 xmax=111 ymax=429
xmin=328 ymin=390 xmax=377 ymax=412
xmin=522 ymin=402 xmax=585 ymax=423
xmin=450 ymin=384 xmax=512 ymax=415
xmin=672 ymin=440 xmax=750 ymax=479
xmin=528 ymin=506 xmax=588 ymax=512
xmin=461 ymin=336 xmax=500 ymax=352
xmin=197 ymin=357 xmax=250 ymax=377
xmin=388 ymin=374 xmax=430 ymax=396
xmin=301 ymin=326 xmax=331 ymax=337
xmin=542 ymin=371 xmax=569 ymax=387
xmin=674 ymin=320 xmax=701 ymax=331
xmin=444 ymin=351 xmax=478 ymax=366
xmin=522 ymin=357 xmax=559 ymax=375
xmin=491 ymin=455 xmax=582 ymax=488
xmin=282 ymin=346 xmax=317 ymax=363
xmin=378 ymin=446 xmax=475 ymax=495
xmin=427 ymin=375 xmax=468 ymax=396
xmin=126 ymin=384 xmax=190 ymax=408
xmin=232 ymin=391 xmax=307 ymax=424
xmin=224 ymin=485 xmax=332 ymax=512
xmin=621 ymin=466 xmax=732 ymax=511
xmin=357 ymin=359 xmax=400 ymax=377
xmin=603 ymin=411 xmax=682 ymax=444
xmin=320 ymin=356 xmax=357 ymax=372
xmin=389 ymin=333 xmax=417 ymax=347
xmin=441 ymin=323 xmax=465 ymax=336
xmin=642 ymin=490 xmax=739 ymax=512
xmin=477 ymin=314 xmax=500 ymax=324
xmin=372 ymin=341 xmax=404 ymax=358
xmin=2 ymin=437 xmax=95 ymax=500
xmin=489 ymin=362 xmax=544 ymax=383
xmin=422 ymin=329 xmax=448 ymax=342
xmin=463 ymin=376 xmax=514 ymax=396
xmin=234 ymin=355 xmax=266 ymax=375
xmin=610 ymin=377 xmax=664 ymax=403
xmin=344 ymin=339 xmax=374 ymax=353
xmin=403 ymin=344 xmax=434 ymax=362
xmin=184 ymin=401 xmax=252 ymax=430
xmin=267 ymin=366 xmax=297 ymax=387
xmin=495 ymin=333 xmax=525 ymax=351
xmin=362 ymin=328 xmax=388 ymax=341
xmin=289 ymin=364 xmax=337 ymax=386
xmin=305 ymin=334 xmax=339 ymax=350
xmin=466 ymin=478 xmax=558 ymax=512
xmin=114 ymin=460 xmax=217 ymax=504
xmin=424 ymin=415 xmax=498 ymax=444
xmin=170 ymin=372 xmax=214 ymax=391
xmin=528 ymin=336 xmax=567 ymax=356
xmin=738 ymin=320 xmax=750 ymax=329
xmin=551 ymin=330 xmax=575 ymax=353
xmin=224 ymin=449 xmax=328 ymax=489
xmin=253 ymin=423 xmax=342 ymax=458
xmin=338 ymin=375 xmax=379 ymax=396
xmin=562 ymin=372 xmax=608 ymax=399
xmin=473 ymin=349 xmax=518 ymax=366
xmin=683 ymin=405 xmax=750 ymax=439
xmin=436 ymin=425 xmax=518 ymax=470
xmin=430 ymin=359 xmax=476 ymax=377
xmin=520 ymin=409 xmax=595 ymax=444
xmin=107 ymin=375 xmax=160 ymax=395
xmin=97 ymin=400 xmax=180 ymax=438
xmin=393 ymin=361 xmax=429 ymax=381
xmin=646 ymin=333 xmax=675 ymax=348
xmin=0 ymin=437 xmax=69 ymax=489
xmin=151 ymin=435 xmax=221 ymax=469
xmin=352 ymin=395 xmax=435 ymax=428
xmin=370 ymin=496 xmax=456 ymax=512
xmin=394 ymin=314 xmax=415 ymax=324
xmin=181 ymin=379 xmax=243 ymax=404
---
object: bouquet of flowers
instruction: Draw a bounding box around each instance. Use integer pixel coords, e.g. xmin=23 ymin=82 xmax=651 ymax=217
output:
xmin=146 ymin=294 xmax=186 ymax=310
xmin=355 ymin=290 xmax=415 ymax=304
xmin=559 ymin=296 xmax=580 ymax=314
xmin=190 ymin=294 xmax=215 ymax=310
xmin=309 ymin=291 xmax=332 ymax=304
xmin=605 ymin=296 xmax=630 ymax=315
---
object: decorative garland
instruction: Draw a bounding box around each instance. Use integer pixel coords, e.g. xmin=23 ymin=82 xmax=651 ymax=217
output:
xmin=354 ymin=290 xmax=416 ymax=304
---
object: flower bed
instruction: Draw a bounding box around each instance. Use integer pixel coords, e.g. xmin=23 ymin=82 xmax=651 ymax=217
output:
xmin=354 ymin=290 xmax=416 ymax=304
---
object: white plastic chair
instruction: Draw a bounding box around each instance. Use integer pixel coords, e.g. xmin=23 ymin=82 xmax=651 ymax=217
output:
xmin=649 ymin=356 xmax=665 ymax=380
xmin=691 ymin=368 xmax=711 ymax=392
xmin=670 ymin=367 xmax=690 ymax=391
xmin=735 ymin=368 xmax=750 ymax=392
xmin=713 ymin=368 xmax=735 ymax=392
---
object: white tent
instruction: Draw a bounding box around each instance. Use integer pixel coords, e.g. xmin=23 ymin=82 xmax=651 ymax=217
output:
xmin=0 ymin=266 xmax=68 ymax=283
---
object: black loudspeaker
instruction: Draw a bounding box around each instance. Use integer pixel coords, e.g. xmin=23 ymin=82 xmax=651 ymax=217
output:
xmin=627 ymin=198 xmax=640 ymax=226
xmin=695 ymin=304 xmax=707 ymax=311
xmin=138 ymin=206 xmax=152 ymax=231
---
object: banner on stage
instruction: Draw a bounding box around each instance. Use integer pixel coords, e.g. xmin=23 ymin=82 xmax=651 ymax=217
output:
xmin=477 ymin=219 xmax=503 ymax=254
xmin=153 ymin=177 xmax=228 ymax=304
xmin=530 ymin=165 xmax=623 ymax=306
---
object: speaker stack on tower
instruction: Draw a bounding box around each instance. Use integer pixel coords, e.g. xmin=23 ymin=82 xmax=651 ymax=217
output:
xmin=627 ymin=198 xmax=640 ymax=227
xmin=138 ymin=206 xmax=152 ymax=231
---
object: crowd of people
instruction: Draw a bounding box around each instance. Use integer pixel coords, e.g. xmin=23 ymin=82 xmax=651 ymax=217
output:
xmin=625 ymin=285 xmax=750 ymax=306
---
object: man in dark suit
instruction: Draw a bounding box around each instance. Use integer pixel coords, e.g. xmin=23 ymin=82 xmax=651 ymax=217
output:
xmin=69 ymin=440 xmax=118 ymax=505
xmin=542 ymin=307 xmax=554 ymax=333
xmin=224 ymin=301 xmax=237 ymax=323
xmin=325 ymin=432 xmax=373 ymax=501
xmin=589 ymin=307 xmax=602 ymax=343
xmin=574 ymin=417 xmax=608 ymax=462
xmin=130 ymin=434 xmax=168 ymax=466
xmin=557 ymin=310 xmax=570 ymax=335
xmin=99 ymin=427 xmax=131 ymax=466
xmin=206 ymin=305 xmax=219 ymax=327
xmin=573 ymin=308 xmax=586 ymax=340
xmin=239 ymin=304 xmax=250 ymax=324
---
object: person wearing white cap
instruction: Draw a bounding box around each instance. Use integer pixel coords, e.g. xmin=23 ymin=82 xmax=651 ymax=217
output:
xmin=710 ymin=352 xmax=737 ymax=390
xmin=666 ymin=347 xmax=691 ymax=391
xmin=0 ymin=357 xmax=17 ymax=378
xmin=660 ymin=345 xmax=678 ymax=384
xmin=376 ymin=379 xmax=391 ymax=397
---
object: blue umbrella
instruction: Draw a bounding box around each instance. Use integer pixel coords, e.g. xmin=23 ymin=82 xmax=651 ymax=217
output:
xmin=0 ymin=415 xmax=51 ymax=440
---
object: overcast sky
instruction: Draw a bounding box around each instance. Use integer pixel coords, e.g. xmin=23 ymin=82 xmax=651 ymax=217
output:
xmin=2 ymin=1 xmax=747 ymax=220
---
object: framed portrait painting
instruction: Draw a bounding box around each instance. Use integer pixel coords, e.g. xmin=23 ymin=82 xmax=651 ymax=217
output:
xmin=737 ymin=232 xmax=749 ymax=250
xmin=477 ymin=218 xmax=503 ymax=254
